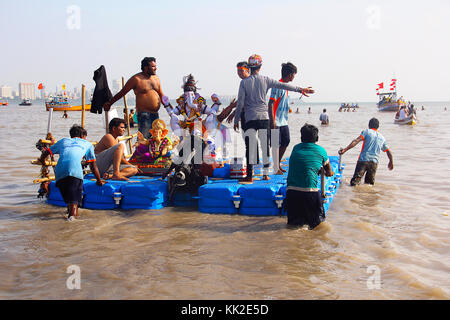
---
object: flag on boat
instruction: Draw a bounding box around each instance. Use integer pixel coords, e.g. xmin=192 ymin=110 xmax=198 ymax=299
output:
xmin=62 ymin=84 xmax=66 ymax=91
xmin=38 ymin=83 xmax=44 ymax=90
xmin=376 ymin=82 xmax=384 ymax=95
xmin=390 ymin=79 xmax=397 ymax=91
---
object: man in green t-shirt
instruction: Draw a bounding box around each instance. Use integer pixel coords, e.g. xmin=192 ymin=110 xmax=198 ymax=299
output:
xmin=286 ymin=124 xmax=334 ymax=229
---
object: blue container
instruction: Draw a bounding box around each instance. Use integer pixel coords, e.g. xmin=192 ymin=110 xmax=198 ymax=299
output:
xmin=47 ymin=181 xmax=66 ymax=207
xmin=172 ymin=192 xmax=198 ymax=207
xmin=239 ymin=182 xmax=285 ymax=216
xmin=198 ymin=181 xmax=241 ymax=214
xmin=212 ymin=163 xmax=231 ymax=178
xmin=121 ymin=179 xmax=168 ymax=210
xmin=83 ymin=180 xmax=123 ymax=210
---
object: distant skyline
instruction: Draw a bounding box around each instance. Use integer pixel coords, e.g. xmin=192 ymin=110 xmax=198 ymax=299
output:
xmin=1 ymin=0 xmax=449 ymax=102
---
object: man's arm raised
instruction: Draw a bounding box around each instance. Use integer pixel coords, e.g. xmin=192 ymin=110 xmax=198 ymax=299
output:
xmin=104 ymin=76 xmax=137 ymax=111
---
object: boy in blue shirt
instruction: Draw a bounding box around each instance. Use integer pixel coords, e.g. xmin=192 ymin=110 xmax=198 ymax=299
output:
xmin=268 ymin=62 xmax=298 ymax=175
xmin=287 ymin=124 xmax=334 ymax=229
xmin=38 ymin=125 xmax=104 ymax=221
xmin=339 ymin=118 xmax=394 ymax=185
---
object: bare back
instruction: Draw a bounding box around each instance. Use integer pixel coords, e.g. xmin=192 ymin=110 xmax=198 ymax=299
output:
xmin=132 ymin=73 xmax=162 ymax=113
xmin=94 ymin=133 xmax=118 ymax=154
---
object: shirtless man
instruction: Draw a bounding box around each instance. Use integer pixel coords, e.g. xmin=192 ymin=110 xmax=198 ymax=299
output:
xmin=104 ymin=57 xmax=164 ymax=139
xmin=94 ymin=118 xmax=138 ymax=181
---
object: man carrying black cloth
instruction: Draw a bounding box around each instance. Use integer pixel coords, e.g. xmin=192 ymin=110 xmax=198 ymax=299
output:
xmin=286 ymin=124 xmax=334 ymax=229
xmin=38 ymin=125 xmax=104 ymax=221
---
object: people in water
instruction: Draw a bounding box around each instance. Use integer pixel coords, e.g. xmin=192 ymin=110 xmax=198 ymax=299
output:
xmin=286 ymin=124 xmax=334 ymax=229
xmin=62 ymin=111 xmax=68 ymax=119
xmin=339 ymin=118 xmax=393 ymax=186
xmin=233 ymin=54 xmax=314 ymax=183
xmin=103 ymin=57 xmax=165 ymax=139
xmin=308 ymin=107 xmax=312 ymax=114
xmin=38 ymin=125 xmax=104 ymax=221
xmin=94 ymin=118 xmax=138 ymax=181
xmin=319 ymin=108 xmax=329 ymax=125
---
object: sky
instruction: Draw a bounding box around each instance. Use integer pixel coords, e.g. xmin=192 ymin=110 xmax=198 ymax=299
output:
xmin=0 ymin=0 xmax=449 ymax=102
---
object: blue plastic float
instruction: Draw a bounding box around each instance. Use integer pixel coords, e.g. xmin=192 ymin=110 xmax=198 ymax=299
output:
xmin=47 ymin=156 xmax=345 ymax=215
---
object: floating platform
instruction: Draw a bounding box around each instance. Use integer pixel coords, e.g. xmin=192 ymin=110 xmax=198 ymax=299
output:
xmin=47 ymin=156 xmax=345 ymax=216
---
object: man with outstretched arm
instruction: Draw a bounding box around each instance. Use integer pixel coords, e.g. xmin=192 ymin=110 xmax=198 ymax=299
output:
xmin=233 ymin=54 xmax=314 ymax=182
xmin=339 ymin=117 xmax=393 ymax=186
xmin=103 ymin=57 xmax=164 ymax=139
xmin=268 ymin=62 xmax=298 ymax=175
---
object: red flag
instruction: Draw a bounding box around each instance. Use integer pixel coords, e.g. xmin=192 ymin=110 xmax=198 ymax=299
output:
xmin=391 ymin=78 xmax=397 ymax=82
xmin=38 ymin=83 xmax=44 ymax=90
xmin=378 ymin=82 xmax=384 ymax=89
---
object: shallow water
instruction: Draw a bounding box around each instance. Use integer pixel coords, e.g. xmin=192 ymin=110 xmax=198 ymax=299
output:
xmin=0 ymin=101 xmax=449 ymax=299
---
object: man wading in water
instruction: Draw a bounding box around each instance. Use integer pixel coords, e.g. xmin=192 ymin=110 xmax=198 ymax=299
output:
xmin=104 ymin=57 xmax=165 ymax=139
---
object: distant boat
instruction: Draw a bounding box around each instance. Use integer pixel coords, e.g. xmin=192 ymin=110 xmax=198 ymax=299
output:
xmin=394 ymin=114 xmax=416 ymax=125
xmin=0 ymin=101 xmax=8 ymax=106
xmin=45 ymin=94 xmax=91 ymax=112
xmin=19 ymin=99 xmax=32 ymax=106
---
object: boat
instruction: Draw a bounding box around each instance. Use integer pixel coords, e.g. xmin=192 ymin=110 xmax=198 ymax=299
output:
xmin=339 ymin=103 xmax=359 ymax=111
xmin=19 ymin=99 xmax=32 ymax=106
xmin=0 ymin=101 xmax=8 ymax=106
xmin=394 ymin=114 xmax=416 ymax=125
xmin=377 ymin=92 xmax=406 ymax=112
xmin=45 ymin=94 xmax=91 ymax=111
xmin=43 ymin=157 xmax=345 ymax=215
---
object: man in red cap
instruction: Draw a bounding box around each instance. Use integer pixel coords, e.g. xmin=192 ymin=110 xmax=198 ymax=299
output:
xmin=233 ymin=54 xmax=314 ymax=183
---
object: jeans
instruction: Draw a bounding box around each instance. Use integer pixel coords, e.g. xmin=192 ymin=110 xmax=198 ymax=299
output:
xmin=243 ymin=119 xmax=271 ymax=178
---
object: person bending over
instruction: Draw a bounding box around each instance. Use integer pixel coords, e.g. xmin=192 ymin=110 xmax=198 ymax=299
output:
xmin=38 ymin=125 xmax=104 ymax=221
xmin=286 ymin=124 xmax=333 ymax=229
xmin=339 ymin=117 xmax=393 ymax=186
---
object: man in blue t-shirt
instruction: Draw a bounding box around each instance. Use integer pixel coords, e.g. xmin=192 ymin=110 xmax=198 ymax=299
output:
xmin=339 ymin=118 xmax=394 ymax=186
xmin=269 ymin=62 xmax=298 ymax=175
xmin=286 ymin=124 xmax=334 ymax=229
xmin=38 ymin=125 xmax=104 ymax=221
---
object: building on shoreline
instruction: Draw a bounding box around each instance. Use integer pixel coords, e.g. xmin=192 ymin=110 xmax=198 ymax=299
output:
xmin=19 ymin=83 xmax=35 ymax=100
xmin=0 ymin=85 xmax=13 ymax=99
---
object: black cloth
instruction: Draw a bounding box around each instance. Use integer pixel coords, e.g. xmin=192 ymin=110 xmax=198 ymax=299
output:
xmin=244 ymin=119 xmax=270 ymax=178
xmin=56 ymin=176 xmax=83 ymax=206
xmin=91 ymin=65 xmax=113 ymax=114
xmin=286 ymin=190 xmax=325 ymax=229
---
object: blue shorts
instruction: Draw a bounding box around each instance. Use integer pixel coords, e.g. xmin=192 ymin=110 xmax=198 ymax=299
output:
xmin=55 ymin=176 xmax=83 ymax=206
xmin=279 ymin=125 xmax=290 ymax=148
xmin=137 ymin=112 xmax=159 ymax=139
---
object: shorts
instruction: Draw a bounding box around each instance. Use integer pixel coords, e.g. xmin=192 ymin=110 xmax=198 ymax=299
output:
xmin=56 ymin=176 xmax=83 ymax=206
xmin=350 ymin=161 xmax=378 ymax=186
xmin=279 ymin=125 xmax=290 ymax=148
xmin=286 ymin=189 xmax=325 ymax=229
xmin=96 ymin=144 xmax=135 ymax=177
xmin=138 ymin=112 xmax=159 ymax=139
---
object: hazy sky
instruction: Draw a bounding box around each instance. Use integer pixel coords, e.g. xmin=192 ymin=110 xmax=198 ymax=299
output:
xmin=1 ymin=0 xmax=449 ymax=102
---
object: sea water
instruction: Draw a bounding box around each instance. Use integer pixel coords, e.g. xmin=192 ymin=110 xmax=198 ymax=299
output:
xmin=0 ymin=101 xmax=449 ymax=299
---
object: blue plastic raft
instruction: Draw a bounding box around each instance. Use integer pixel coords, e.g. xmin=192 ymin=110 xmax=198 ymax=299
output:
xmin=47 ymin=156 xmax=345 ymax=215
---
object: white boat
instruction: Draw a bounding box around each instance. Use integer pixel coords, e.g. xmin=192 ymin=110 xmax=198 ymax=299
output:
xmin=394 ymin=114 xmax=416 ymax=125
